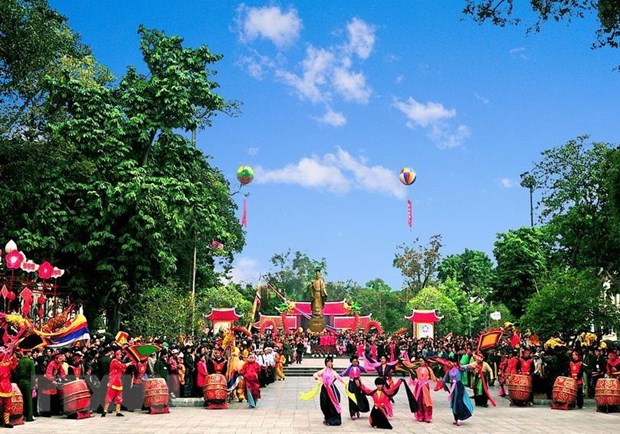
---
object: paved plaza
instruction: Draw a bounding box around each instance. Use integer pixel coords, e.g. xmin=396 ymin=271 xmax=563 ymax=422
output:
xmin=13 ymin=358 xmax=620 ymax=434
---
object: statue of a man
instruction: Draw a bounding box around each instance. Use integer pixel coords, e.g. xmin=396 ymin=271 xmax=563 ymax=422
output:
xmin=310 ymin=268 xmax=327 ymax=316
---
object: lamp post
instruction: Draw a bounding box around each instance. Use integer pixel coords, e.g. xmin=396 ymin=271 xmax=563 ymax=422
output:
xmin=520 ymin=172 xmax=536 ymax=227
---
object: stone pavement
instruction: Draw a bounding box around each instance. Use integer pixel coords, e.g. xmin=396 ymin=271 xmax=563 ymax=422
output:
xmin=13 ymin=358 xmax=620 ymax=433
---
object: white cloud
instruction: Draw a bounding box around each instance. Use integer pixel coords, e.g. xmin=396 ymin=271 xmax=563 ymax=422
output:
xmin=315 ymin=106 xmax=347 ymax=127
xmin=345 ymin=18 xmax=376 ymax=59
xmin=428 ymin=124 xmax=471 ymax=149
xmin=394 ymin=97 xmax=470 ymax=149
xmin=395 ymin=74 xmax=405 ymax=84
xmin=509 ymin=47 xmax=528 ymax=60
xmin=332 ymin=67 xmax=371 ymax=103
xmin=248 ymin=146 xmax=259 ymax=156
xmin=276 ymin=46 xmax=335 ymax=102
xmin=499 ymin=178 xmax=515 ymax=188
xmin=393 ymin=97 xmax=456 ymax=128
xmin=238 ymin=14 xmax=375 ymax=122
xmin=238 ymin=51 xmax=275 ymax=79
xmin=237 ymin=4 xmax=302 ymax=48
xmin=256 ymin=157 xmax=349 ymax=192
xmin=228 ymin=257 xmax=262 ymax=285
xmin=256 ymin=147 xmax=406 ymax=199
xmin=475 ymin=92 xmax=489 ymax=104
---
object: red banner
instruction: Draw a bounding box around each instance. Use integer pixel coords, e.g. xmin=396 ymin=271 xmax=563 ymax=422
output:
xmin=407 ymin=200 xmax=412 ymax=228
xmin=241 ymin=199 xmax=247 ymax=227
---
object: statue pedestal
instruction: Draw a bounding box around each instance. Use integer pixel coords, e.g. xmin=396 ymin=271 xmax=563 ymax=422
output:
xmin=308 ymin=316 xmax=325 ymax=333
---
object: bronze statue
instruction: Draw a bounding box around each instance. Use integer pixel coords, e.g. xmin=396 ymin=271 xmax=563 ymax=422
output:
xmin=310 ymin=269 xmax=327 ymax=316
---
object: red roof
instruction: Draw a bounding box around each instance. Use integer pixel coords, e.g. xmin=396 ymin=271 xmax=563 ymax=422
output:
xmin=206 ymin=308 xmax=242 ymax=322
xmin=332 ymin=315 xmax=372 ymax=330
xmin=405 ymin=309 xmax=443 ymax=323
xmin=252 ymin=314 xmax=298 ymax=331
xmin=286 ymin=300 xmax=350 ymax=316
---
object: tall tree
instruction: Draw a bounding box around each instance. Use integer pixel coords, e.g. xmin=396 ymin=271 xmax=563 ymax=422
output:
xmin=393 ymin=234 xmax=443 ymax=301
xmin=522 ymin=268 xmax=620 ymax=339
xmin=493 ymin=226 xmax=549 ymax=317
xmin=355 ymin=279 xmax=404 ymax=333
xmin=264 ymin=250 xmax=327 ymax=305
xmin=437 ymin=249 xmax=495 ymax=300
xmin=0 ymin=0 xmax=92 ymax=137
xmin=524 ymin=136 xmax=619 ymax=270
xmin=0 ymin=25 xmax=244 ymax=330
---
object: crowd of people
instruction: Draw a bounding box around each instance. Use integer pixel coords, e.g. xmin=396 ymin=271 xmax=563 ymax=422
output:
xmin=1 ymin=326 xmax=619 ymax=429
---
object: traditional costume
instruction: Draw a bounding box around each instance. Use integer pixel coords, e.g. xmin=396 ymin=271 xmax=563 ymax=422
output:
xmin=239 ymin=353 xmax=262 ymax=408
xmin=340 ymin=356 xmax=369 ymax=419
xmin=101 ymin=350 xmax=128 ymax=417
xmin=412 ymin=360 xmax=437 ymax=422
xmin=0 ymin=351 xmax=18 ymax=428
xmin=360 ymin=378 xmax=402 ymax=429
xmin=444 ymin=362 xmax=475 ymax=426
xmin=569 ymin=351 xmax=585 ymax=409
xmin=313 ymin=358 xmax=344 ymax=426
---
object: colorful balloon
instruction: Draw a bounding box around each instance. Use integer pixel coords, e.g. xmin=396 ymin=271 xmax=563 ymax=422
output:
xmin=399 ymin=167 xmax=417 ymax=185
xmin=236 ymin=166 xmax=254 ymax=185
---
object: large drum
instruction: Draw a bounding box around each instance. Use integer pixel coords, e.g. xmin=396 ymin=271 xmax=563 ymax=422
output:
xmin=506 ymin=374 xmax=532 ymax=403
xmin=143 ymin=378 xmax=170 ymax=415
xmin=594 ymin=378 xmax=620 ymax=412
xmin=5 ymin=384 xmax=23 ymax=426
xmin=551 ymin=376 xmax=577 ymax=410
xmin=61 ymin=380 xmax=91 ymax=418
xmin=203 ymin=374 xmax=228 ymax=409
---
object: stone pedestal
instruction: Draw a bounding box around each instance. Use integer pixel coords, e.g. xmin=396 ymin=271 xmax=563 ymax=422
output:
xmin=308 ymin=316 xmax=325 ymax=333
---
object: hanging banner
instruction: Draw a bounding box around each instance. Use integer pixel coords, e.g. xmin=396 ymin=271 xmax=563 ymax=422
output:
xmin=407 ymin=200 xmax=412 ymax=228
xmin=241 ymin=199 xmax=247 ymax=227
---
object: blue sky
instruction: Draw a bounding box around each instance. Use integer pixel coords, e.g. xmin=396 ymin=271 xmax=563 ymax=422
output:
xmin=50 ymin=1 xmax=620 ymax=291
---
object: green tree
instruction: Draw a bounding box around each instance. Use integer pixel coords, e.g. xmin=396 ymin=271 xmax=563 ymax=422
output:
xmin=0 ymin=26 xmax=244 ymax=331
xmin=393 ymin=234 xmax=443 ymax=302
xmin=355 ymin=279 xmax=404 ymax=333
xmin=493 ymin=226 xmax=549 ymax=317
xmin=0 ymin=0 xmax=95 ymax=137
xmin=521 ymin=269 xmax=620 ymax=339
xmin=407 ymin=286 xmax=461 ymax=336
xmin=438 ymin=249 xmax=495 ymax=300
xmin=463 ymin=0 xmax=620 ymax=51
xmin=264 ymin=250 xmax=327 ymax=303
xmin=524 ymin=136 xmax=619 ymax=271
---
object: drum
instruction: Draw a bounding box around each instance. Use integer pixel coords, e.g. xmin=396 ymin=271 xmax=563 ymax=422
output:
xmin=143 ymin=378 xmax=170 ymax=414
xmin=0 ymin=384 xmax=24 ymax=426
xmin=551 ymin=376 xmax=577 ymax=410
xmin=61 ymin=380 xmax=91 ymax=417
xmin=506 ymin=374 xmax=532 ymax=403
xmin=203 ymin=374 xmax=228 ymax=409
xmin=594 ymin=378 xmax=620 ymax=411
xmin=8 ymin=383 xmax=23 ymax=426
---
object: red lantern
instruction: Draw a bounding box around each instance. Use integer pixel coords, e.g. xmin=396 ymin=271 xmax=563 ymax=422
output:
xmin=38 ymin=261 xmax=54 ymax=279
xmin=5 ymin=250 xmax=25 ymax=269
xmin=37 ymin=295 xmax=45 ymax=305
xmin=7 ymin=291 xmax=15 ymax=301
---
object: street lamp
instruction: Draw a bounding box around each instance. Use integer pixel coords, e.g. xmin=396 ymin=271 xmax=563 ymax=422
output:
xmin=520 ymin=172 xmax=536 ymax=227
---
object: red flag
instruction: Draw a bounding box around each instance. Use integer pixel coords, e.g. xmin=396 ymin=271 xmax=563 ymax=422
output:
xmin=407 ymin=200 xmax=412 ymax=228
xmin=241 ymin=199 xmax=247 ymax=227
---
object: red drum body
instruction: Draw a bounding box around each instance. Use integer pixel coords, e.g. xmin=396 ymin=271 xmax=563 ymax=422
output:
xmin=143 ymin=378 xmax=170 ymax=414
xmin=551 ymin=376 xmax=577 ymax=410
xmin=61 ymin=380 xmax=91 ymax=417
xmin=595 ymin=378 xmax=620 ymax=412
xmin=204 ymin=374 xmax=228 ymax=409
xmin=506 ymin=374 xmax=532 ymax=403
